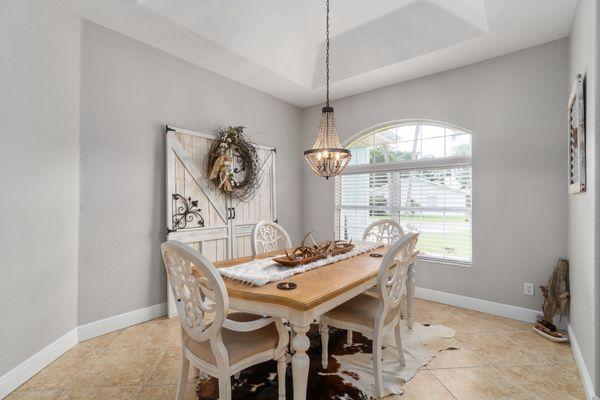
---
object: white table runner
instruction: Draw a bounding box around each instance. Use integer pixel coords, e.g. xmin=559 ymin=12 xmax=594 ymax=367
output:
xmin=219 ymin=241 xmax=382 ymax=286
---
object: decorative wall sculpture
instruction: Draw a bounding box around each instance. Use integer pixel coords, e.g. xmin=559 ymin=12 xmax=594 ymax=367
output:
xmin=568 ymin=73 xmax=586 ymax=194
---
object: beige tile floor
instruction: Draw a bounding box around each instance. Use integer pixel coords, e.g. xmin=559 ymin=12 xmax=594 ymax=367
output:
xmin=7 ymin=299 xmax=586 ymax=400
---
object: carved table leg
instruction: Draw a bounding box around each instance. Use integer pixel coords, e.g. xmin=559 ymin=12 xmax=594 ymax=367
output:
xmin=407 ymin=262 xmax=416 ymax=329
xmin=291 ymin=324 xmax=310 ymax=400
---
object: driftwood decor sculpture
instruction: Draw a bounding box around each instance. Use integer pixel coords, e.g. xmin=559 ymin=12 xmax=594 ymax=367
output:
xmin=534 ymin=258 xmax=570 ymax=342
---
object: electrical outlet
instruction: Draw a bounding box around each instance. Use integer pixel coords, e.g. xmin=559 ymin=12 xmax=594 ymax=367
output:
xmin=524 ymin=282 xmax=534 ymax=296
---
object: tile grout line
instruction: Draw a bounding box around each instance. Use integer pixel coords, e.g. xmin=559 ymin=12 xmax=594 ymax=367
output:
xmin=127 ymin=322 xmax=165 ymax=400
xmin=14 ymin=329 xmax=127 ymax=398
xmin=62 ymin=329 xmax=127 ymax=396
xmin=503 ymin=334 xmax=573 ymax=367
xmin=9 ymin=303 xmax=584 ymax=399
xmin=454 ymin=329 xmax=568 ymax=367
xmin=488 ymin=365 xmax=540 ymax=400
xmin=429 ymin=371 xmax=458 ymax=400
xmin=555 ymin=362 xmax=580 ymax=377
xmin=134 ymin=324 xmax=180 ymax=400
xmin=419 ymin=304 xmax=581 ymax=396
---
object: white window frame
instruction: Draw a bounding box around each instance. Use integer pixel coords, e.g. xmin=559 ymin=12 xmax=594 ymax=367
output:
xmin=336 ymin=120 xmax=473 ymax=266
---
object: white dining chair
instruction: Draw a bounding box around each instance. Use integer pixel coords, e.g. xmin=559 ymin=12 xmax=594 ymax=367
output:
xmin=161 ymin=240 xmax=289 ymax=400
xmin=252 ymin=220 xmax=292 ymax=256
xmin=362 ymin=219 xmax=405 ymax=245
xmin=320 ymin=232 xmax=419 ymax=398
xmin=347 ymin=218 xmax=407 ymax=346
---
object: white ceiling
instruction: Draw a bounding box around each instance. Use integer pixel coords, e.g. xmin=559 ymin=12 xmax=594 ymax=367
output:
xmin=63 ymin=0 xmax=577 ymax=107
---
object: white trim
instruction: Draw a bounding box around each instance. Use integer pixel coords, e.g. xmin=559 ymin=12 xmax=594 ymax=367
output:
xmin=0 ymin=328 xmax=78 ymax=399
xmin=77 ymin=303 xmax=167 ymax=341
xmin=341 ymin=119 xmax=472 ymax=147
xmin=415 ymin=287 xmax=541 ymax=323
xmin=1 ymin=303 xmax=169 ymax=398
xmin=166 ymin=124 xmax=275 ymax=151
xmin=416 ymin=255 xmax=472 ymax=267
xmin=272 ymin=148 xmax=277 ymax=223
xmin=167 ymin=124 xmax=215 ymax=140
xmin=343 ymin=156 xmax=471 ymax=175
xmin=3 ymin=294 xmax=588 ymax=399
xmin=168 ymin=226 xmax=229 ymax=243
xmin=568 ymin=324 xmax=599 ymax=400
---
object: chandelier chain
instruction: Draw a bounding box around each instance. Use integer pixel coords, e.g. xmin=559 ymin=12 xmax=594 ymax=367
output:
xmin=303 ymin=0 xmax=351 ymax=179
xmin=326 ymin=0 xmax=330 ymax=107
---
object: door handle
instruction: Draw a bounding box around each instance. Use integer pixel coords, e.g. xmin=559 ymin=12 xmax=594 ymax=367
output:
xmin=226 ymin=207 xmax=236 ymax=220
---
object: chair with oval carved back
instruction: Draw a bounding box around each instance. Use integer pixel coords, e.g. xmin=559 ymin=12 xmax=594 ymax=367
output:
xmin=320 ymin=232 xmax=419 ymax=398
xmin=347 ymin=219 xmax=407 ymax=345
xmin=161 ymin=241 xmax=289 ymax=400
xmin=362 ymin=218 xmax=405 ymax=245
xmin=251 ymin=220 xmax=292 ymax=256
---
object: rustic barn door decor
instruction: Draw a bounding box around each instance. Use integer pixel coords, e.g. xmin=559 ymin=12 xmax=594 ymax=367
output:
xmin=165 ymin=125 xmax=276 ymax=316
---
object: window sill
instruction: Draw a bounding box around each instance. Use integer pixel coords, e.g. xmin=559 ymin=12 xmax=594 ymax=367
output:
xmin=416 ymin=255 xmax=472 ymax=268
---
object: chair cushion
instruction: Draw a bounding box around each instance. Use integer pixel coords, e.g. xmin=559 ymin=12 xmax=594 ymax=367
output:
xmin=325 ymin=294 xmax=396 ymax=328
xmin=182 ymin=312 xmax=279 ymax=365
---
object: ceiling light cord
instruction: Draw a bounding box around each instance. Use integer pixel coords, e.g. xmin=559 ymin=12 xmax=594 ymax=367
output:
xmin=326 ymin=0 xmax=330 ymax=107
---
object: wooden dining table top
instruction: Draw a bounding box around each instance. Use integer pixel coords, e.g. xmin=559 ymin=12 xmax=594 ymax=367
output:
xmin=212 ymin=246 xmax=405 ymax=311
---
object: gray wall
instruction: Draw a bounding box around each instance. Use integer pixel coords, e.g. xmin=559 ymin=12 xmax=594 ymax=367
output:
xmin=0 ymin=0 xmax=81 ymax=376
xmin=301 ymin=39 xmax=568 ymax=312
xmin=568 ymin=0 xmax=599 ymax=394
xmin=0 ymin=3 xmax=589 ymax=393
xmin=78 ymin=21 xmax=303 ymax=325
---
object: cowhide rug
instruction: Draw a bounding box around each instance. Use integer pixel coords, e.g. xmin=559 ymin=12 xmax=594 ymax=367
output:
xmin=196 ymin=321 xmax=455 ymax=399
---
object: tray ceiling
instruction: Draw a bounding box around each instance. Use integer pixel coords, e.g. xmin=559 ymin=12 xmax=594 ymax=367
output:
xmin=63 ymin=0 xmax=577 ymax=107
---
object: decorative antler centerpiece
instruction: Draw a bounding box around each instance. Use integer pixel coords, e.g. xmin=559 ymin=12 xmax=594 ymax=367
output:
xmin=273 ymin=234 xmax=354 ymax=267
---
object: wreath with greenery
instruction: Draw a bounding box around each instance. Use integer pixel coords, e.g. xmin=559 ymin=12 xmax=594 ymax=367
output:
xmin=205 ymin=126 xmax=261 ymax=202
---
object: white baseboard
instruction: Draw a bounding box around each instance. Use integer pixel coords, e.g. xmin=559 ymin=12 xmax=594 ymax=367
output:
xmin=415 ymin=288 xmax=599 ymax=399
xmin=568 ymin=324 xmax=598 ymax=400
xmin=0 ymin=293 xmax=584 ymax=399
xmin=1 ymin=303 xmax=168 ymax=398
xmin=0 ymin=328 xmax=78 ymax=399
xmin=78 ymin=303 xmax=167 ymax=341
xmin=415 ymin=287 xmax=542 ymax=323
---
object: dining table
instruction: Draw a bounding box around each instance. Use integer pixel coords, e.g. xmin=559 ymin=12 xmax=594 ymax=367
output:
xmin=213 ymin=246 xmax=419 ymax=400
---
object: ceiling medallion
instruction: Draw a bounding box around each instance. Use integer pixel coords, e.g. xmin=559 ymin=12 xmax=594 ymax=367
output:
xmin=304 ymin=0 xmax=351 ymax=179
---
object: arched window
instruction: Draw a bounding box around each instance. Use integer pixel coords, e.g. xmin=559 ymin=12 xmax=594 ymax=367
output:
xmin=335 ymin=120 xmax=472 ymax=264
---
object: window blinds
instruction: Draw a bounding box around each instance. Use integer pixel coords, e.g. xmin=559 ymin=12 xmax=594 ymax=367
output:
xmin=335 ymin=166 xmax=472 ymax=263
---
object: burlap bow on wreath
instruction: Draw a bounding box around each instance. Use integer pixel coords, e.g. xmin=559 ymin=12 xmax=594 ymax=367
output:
xmin=204 ymin=126 xmax=261 ymax=202
xmin=208 ymin=154 xmax=234 ymax=192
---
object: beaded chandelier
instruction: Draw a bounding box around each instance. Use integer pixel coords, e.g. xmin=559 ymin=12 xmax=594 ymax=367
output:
xmin=304 ymin=0 xmax=351 ymax=179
